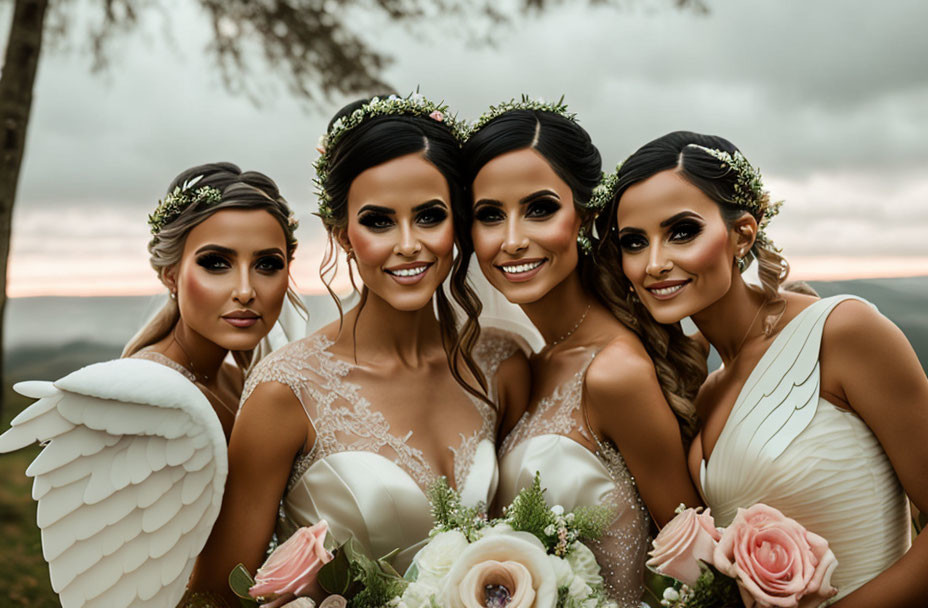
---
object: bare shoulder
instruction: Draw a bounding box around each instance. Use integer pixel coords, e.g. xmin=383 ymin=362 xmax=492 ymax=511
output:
xmin=584 ymin=333 xmax=658 ymax=405
xmin=821 ymin=297 xmax=911 ymax=365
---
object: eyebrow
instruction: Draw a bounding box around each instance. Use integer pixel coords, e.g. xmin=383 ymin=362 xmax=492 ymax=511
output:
xmin=474 ymin=189 xmax=560 ymax=208
xmin=195 ymin=245 xmax=285 ymax=257
xmin=357 ymin=199 xmax=447 ymax=215
xmin=660 ymin=211 xmax=702 ymax=227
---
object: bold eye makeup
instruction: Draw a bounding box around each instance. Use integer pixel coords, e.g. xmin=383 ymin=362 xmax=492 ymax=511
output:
xmin=255 ymin=255 xmax=286 ymax=274
xmin=668 ymin=219 xmax=704 ymax=243
xmin=358 ymin=211 xmax=395 ymax=231
xmin=473 ymin=203 xmax=505 ymax=224
xmin=414 ymin=201 xmax=449 ymax=227
xmin=618 ymin=231 xmax=648 ymax=253
xmin=196 ymin=252 xmax=231 ymax=271
xmin=524 ymin=197 xmax=561 ymax=219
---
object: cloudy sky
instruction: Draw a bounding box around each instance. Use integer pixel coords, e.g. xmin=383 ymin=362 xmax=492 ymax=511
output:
xmin=5 ymin=0 xmax=928 ymax=297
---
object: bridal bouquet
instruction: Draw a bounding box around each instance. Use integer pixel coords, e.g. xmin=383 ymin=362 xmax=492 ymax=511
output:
xmin=230 ymin=473 xmax=617 ymax=608
xmin=647 ymin=504 xmax=838 ymax=608
xmin=397 ymin=473 xmax=618 ymax=608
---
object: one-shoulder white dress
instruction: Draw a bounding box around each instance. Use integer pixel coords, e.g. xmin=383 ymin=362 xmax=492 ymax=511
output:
xmin=241 ymin=328 xmax=523 ymax=573
xmin=496 ymin=348 xmax=651 ymax=607
xmin=700 ymin=295 xmax=911 ymax=602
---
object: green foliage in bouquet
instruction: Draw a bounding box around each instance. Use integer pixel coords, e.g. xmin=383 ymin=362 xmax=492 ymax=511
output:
xmin=654 ymin=563 xmax=742 ymax=608
xmin=228 ymin=564 xmax=260 ymax=608
xmin=505 ymin=472 xmax=614 ymax=554
xmin=317 ymin=537 xmax=408 ymax=608
xmin=427 ymin=476 xmax=487 ymax=540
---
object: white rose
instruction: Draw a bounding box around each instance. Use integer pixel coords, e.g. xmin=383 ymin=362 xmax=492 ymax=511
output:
xmin=441 ymin=530 xmax=557 ymax=608
xmin=566 ymin=541 xmax=604 ymax=588
xmin=400 ymin=580 xmax=439 ymax=608
xmin=547 ymin=554 xmax=574 ymax=588
xmin=281 ymin=598 xmax=316 ymax=608
xmin=415 ymin=530 xmax=470 ymax=585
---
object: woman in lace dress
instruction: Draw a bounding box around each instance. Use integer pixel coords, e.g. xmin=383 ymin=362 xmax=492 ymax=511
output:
xmin=456 ymin=100 xmax=703 ymax=606
xmin=186 ymin=95 xmax=529 ymax=605
xmin=125 ymin=161 xmax=302 ymax=440
xmin=596 ymin=130 xmax=928 ymax=606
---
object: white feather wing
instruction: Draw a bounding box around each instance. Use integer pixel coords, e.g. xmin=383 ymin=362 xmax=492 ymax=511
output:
xmin=0 ymin=358 xmax=227 ymax=608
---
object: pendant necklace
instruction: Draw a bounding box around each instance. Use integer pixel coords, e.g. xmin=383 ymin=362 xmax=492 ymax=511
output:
xmin=730 ymin=298 xmax=768 ymax=361
xmin=172 ymin=326 xmax=210 ymax=384
xmin=548 ymin=304 xmax=592 ymax=348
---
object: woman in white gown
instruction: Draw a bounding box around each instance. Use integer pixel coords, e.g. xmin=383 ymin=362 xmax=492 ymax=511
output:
xmin=596 ymin=130 xmax=928 ymax=606
xmin=0 ymin=162 xmax=301 ymax=607
xmin=456 ymin=99 xmax=704 ymax=606
xmin=186 ymin=94 xmax=529 ymax=606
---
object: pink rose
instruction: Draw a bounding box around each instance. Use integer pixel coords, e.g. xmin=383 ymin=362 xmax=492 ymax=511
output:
xmin=429 ymin=110 xmax=445 ymax=122
xmin=249 ymin=520 xmax=334 ymax=606
xmin=713 ymin=504 xmax=838 ymax=608
xmin=646 ymin=507 xmax=721 ymax=586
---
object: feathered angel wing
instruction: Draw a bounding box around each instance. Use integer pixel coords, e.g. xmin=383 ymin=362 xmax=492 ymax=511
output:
xmin=0 ymin=358 xmax=227 ymax=608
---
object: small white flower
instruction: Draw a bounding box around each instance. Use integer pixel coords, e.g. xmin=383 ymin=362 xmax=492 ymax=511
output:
xmin=550 ymin=505 xmax=565 ymax=516
xmin=544 ymin=524 xmax=557 ymax=536
xmin=663 ymin=587 xmax=681 ymax=601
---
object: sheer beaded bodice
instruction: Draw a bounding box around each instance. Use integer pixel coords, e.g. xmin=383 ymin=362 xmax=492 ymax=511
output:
xmin=497 ymin=350 xmax=651 ymax=607
xmin=242 ymin=327 xmax=523 ymax=571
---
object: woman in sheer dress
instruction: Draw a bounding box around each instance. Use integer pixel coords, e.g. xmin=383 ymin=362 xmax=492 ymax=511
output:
xmin=596 ymin=130 xmax=928 ymax=606
xmin=185 ymin=95 xmax=530 ymax=606
xmin=456 ymin=101 xmax=704 ymax=606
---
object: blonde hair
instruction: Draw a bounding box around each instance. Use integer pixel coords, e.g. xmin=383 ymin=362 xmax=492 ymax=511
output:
xmin=123 ymin=162 xmax=303 ymax=369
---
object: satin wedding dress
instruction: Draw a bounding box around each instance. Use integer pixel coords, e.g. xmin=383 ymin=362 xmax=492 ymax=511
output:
xmin=241 ymin=328 xmax=524 ymax=572
xmin=496 ymin=348 xmax=650 ymax=608
xmin=700 ymin=295 xmax=911 ymax=602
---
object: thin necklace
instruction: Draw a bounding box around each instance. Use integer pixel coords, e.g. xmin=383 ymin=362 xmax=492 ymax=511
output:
xmin=548 ymin=304 xmax=592 ymax=348
xmin=731 ymin=298 xmax=768 ymax=361
xmin=172 ymin=326 xmax=210 ymax=383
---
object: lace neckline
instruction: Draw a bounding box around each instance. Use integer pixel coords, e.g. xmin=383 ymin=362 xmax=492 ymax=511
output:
xmin=252 ymin=333 xmax=502 ymax=495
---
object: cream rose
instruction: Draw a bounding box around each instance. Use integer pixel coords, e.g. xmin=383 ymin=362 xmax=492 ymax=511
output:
xmin=250 ymin=520 xmax=334 ymax=605
xmin=415 ymin=530 xmax=470 ymax=585
xmin=647 ymin=507 xmax=721 ymax=586
xmin=440 ymin=530 xmax=557 ymax=608
xmin=713 ymin=504 xmax=838 ymax=608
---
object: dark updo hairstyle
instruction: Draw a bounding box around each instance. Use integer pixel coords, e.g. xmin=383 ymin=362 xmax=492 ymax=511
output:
xmin=317 ymin=96 xmax=488 ymax=402
xmin=592 ymin=131 xmax=793 ymax=439
xmin=456 ymin=108 xmax=603 ymax=358
xmin=461 ymin=111 xmax=703 ymax=441
xmin=124 ymin=161 xmax=302 ymax=369
xmin=596 ymin=130 xmax=789 ymax=328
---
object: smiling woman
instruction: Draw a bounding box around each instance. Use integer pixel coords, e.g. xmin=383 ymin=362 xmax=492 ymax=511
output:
xmin=184 ymin=93 xmax=531 ymax=607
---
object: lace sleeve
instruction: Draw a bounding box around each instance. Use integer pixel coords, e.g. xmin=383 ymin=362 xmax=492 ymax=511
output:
xmin=240 ymin=338 xmax=318 ymax=407
xmin=473 ymin=327 xmax=531 ymax=403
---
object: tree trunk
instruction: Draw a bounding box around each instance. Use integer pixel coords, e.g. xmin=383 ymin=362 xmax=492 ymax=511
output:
xmin=0 ymin=0 xmax=48 ymax=419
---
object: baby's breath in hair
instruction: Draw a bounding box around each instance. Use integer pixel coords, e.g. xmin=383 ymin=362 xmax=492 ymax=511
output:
xmin=465 ymin=94 xmax=576 ymax=141
xmin=313 ymin=92 xmax=465 ymax=224
xmin=147 ymin=175 xmax=223 ymax=235
xmin=686 ymin=144 xmax=783 ymax=251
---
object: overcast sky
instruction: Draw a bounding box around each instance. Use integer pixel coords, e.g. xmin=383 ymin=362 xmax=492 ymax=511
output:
xmin=5 ymin=0 xmax=928 ymax=296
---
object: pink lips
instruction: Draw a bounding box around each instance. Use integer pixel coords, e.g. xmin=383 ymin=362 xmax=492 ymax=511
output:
xmin=496 ymin=258 xmax=546 ymax=283
xmin=384 ymin=261 xmax=432 ymax=285
xmin=222 ymin=310 xmax=261 ymax=328
xmin=644 ymin=279 xmax=691 ymax=301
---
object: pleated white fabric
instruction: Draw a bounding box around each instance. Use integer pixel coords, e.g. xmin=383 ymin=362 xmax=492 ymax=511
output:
xmin=701 ymin=295 xmax=911 ymax=601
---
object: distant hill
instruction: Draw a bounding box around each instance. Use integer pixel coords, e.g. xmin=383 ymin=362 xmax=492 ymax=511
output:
xmin=3 ymin=277 xmax=926 ymax=383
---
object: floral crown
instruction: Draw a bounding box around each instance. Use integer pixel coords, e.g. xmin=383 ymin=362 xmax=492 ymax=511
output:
xmin=465 ymin=94 xmax=577 ymax=140
xmin=148 ymin=175 xmax=223 ymax=235
xmin=687 ymin=144 xmax=783 ymax=248
xmin=313 ymin=92 xmax=466 ymax=223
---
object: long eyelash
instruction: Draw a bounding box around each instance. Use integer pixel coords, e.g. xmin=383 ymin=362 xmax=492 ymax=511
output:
xmin=196 ymin=253 xmax=229 ymax=269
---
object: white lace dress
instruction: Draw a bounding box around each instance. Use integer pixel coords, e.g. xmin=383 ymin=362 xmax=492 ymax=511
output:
xmin=241 ymin=328 xmax=523 ymax=572
xmin=700 ymin=295 xmax=911 ymax=602
xmin=497 ymin=350 xmax=650 ymax=607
